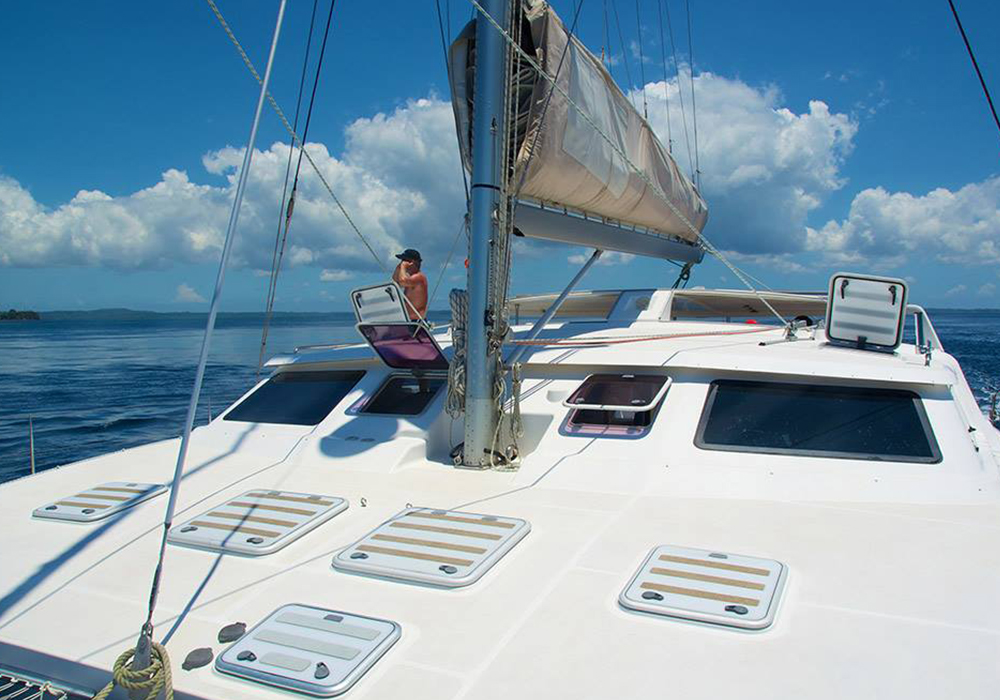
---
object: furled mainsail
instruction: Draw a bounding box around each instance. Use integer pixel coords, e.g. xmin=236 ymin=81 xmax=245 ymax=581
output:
xmin=449 ymin=0 xmax=708 ymax=246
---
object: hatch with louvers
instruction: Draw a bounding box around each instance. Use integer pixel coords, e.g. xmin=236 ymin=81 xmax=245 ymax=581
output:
xmin=32 ymin=481 xmax=166 ymax=523
xmin=216 ymin=603 xmax=400 ymax=697
xmin=333 ymin=507 xmax=529 ymax=587
xmin=619 ymin=545 xmax=787 ymax=630
xmin=167 ymin=489 xmax=347 ymax=556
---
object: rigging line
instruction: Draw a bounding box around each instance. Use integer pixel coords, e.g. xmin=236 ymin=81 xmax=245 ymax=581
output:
xmin=467 ymin=0 xmax=787 ymax=325
xmin=259 ymin=0 xmax=339 ymax=379
xmin=429 ymin=216 xmax=469 ymax=318
xmin=663 ymin=0 xmax=694 ymax=179
xmin=655 ymin=0 xmax=674 ymax=151
xmin=602 ymin=0 xmax=613 ymax=73
xmin=436 ymin=0 xmax=471 ymax=206
xmin=610 ymin=0 xmax=638 ymax=111
xmin=685 ymin=0 xmax=701 ymax=188
xmin=634 ymin=0 xmax=649 ymax=120
xmin=947 ymin=0 xmax=1000 ymax=144
xmin=257 ymin=0 xmax=322 ymax=380
xmin=205 ymin=0 xmax=387 ymax=274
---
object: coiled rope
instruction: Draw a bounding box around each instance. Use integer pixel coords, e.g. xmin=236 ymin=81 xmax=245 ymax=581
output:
xmin=91 ymin=641 xmax=173 ymax=700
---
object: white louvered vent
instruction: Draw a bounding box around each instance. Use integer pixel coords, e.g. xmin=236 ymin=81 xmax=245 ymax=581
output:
xmin=619 ymin=545 xmax=787 ymax=630
xmin=333 ymin=507 xmax=529 ymax=588
xmin=216 ymin=603 xmax=400 ymax=697
xmin=33 ymin=482 xmax=166 ymax=523
xmin=167 ymin=489 xmax=347 ymax=556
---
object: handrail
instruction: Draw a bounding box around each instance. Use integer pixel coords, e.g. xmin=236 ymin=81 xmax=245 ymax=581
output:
xmin=908 ymin=304 xmax=943 ymax=352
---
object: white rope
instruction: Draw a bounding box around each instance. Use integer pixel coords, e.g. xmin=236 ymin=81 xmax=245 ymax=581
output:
xmin=446 ymin=289 xmax=468 ymax=420
xmin=467 ymin=0 xmax=787 ymax=326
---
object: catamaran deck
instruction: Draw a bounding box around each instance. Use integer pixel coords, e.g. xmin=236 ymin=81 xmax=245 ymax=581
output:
xmin=2 ymin=306 xmax=999 ymax=699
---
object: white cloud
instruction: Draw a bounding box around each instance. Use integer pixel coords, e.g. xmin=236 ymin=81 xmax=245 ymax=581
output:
xmin=945 ymin=284 xmax=967 ymax=297
xmin=319 ymin=268 xmax=353 ymax=282
xmin=806 ymin=177 xmax=1000 ymax=266
xmin=637 ymin=70 xmax=857 ymax=255
xmin=567 ymin=250 xmax=634 ymax=266
xmin=175 ymin=283 xmax=206 ymax=303
xmin=979 ymin=282 xmax=997 ymax=298
xmin=0 ymin=98 xmax=465 ymax=272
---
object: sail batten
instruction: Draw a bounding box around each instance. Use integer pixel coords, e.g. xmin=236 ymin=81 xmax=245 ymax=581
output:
xmin=450 ymin=0 xmax=708 ymax=251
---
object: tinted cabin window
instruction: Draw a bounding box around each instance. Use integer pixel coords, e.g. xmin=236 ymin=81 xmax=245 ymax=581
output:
xmin=696 ymin=380 xmax=940 ymax=463
xmin=565 ymin=374 xmax=669 ymax=433
xmin=363 ymin=376 xmax=445 ymax=415
xmin=225 ymin=371 xmax=364 ymax=426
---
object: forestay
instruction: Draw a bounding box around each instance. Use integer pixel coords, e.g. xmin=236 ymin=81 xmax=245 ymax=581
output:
xmin=449 ymin=0 xmax=708 ymax=245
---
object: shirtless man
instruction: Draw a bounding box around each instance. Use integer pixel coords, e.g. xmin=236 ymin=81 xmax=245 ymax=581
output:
xmin=392 ymin=248 xmax=428 ymax=321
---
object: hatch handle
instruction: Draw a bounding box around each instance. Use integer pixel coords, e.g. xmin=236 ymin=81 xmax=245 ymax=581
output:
xmin=888 ymin=285 xmax=898 ymax=305
xmin=840 ymin=278 xmax=849 ymax=299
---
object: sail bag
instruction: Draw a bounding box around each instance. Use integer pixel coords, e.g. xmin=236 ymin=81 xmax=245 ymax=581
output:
xmin=449 ymin=0 xmax=708 ymax=245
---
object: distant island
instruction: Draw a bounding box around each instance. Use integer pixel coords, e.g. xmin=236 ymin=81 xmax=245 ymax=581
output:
xmin=0 ymin=308 xmax=40 ymax=320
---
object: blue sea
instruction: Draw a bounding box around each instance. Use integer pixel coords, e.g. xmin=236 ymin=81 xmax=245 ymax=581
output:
xmin=1 ymin=309 xmax=998 ymax=483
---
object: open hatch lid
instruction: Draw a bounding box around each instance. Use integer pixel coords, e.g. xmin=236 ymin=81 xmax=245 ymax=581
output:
xmin=357 ymin=323 xmax=449 ymax=372
xmin=350 ymin=283 xmax=408 ymax=324
xmin=563 ymin=374 xmax=671 ymax=412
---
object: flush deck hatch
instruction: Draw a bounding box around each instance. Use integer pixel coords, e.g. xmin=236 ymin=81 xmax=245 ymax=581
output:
xmin=167 ymin=490 xmax=347 ymax=556
xmin=216 ymin=603 xmax=400 ymax=697
xmin=32 ymin=481 xmax=166 ymax=523
xmin=619 ymin=545 xmax=787 ymax=630
xmin=332 ymin=507 xmax=529 ymax=588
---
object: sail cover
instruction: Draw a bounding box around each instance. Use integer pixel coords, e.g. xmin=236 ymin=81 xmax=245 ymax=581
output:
xmin=449 ymin=0 xmax=708 ymax=246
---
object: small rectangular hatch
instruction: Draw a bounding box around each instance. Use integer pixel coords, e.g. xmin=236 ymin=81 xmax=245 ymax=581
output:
xmin=826 ymin=272 xmax=908 ymax=351
xmin=167 ymin=490 xmax=348 ymax=556
xmin=357 ymin=323 xmax=449 ymax=371
xmin=619 ymin=545 xmax=787 ymax=630
xmin=350 ymin=283 xmax=409 ymax=324
xmin=332 ymin=507 xmax=529 ymax=588
xmin=216 ymin=603 xmax=400 ymax=697
xmin=33 ymin=481 xmax=166 ymax=523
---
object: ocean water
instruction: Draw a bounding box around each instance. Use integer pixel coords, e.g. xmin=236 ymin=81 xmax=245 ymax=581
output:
xmin=1 ymin=309 xmax=998 ymax=483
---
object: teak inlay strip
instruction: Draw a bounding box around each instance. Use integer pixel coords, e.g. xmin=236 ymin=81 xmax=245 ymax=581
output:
xmin=390 ymin=521 xmax=501 ymax=540
xmin=76 ymin=493 xmax=130 ymax=502
xmin=208 ymin=511 xmax=296 ymax=528
xmin=649 ymin=567 xmax=766 ymax=591
xmin=56 ymin=501 xmax=110 ymax=509
xmin=372 ymin=533 xmax=487 ymax=555
xmin=407 ymin=512 xmax=515 ymax=529
xmin=640 ymin=582 xmax=760 ymax=607
xmin=93 ymin=486 xmax=149 ymax=494
xmin=228 ymin=501 xmax=315 ymax=516
xmin=658 ymin=554 xmax=770 ymax=577
xmin=189 ymin=520 xmax=280 ymax=538
xmin=247 ymin=492 xmax=332 ymax=506
xmin=356 ymin=544 xmax=473 ymax=567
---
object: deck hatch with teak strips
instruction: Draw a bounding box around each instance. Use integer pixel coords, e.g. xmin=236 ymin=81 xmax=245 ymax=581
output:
xmin=216 ymin=603 xmax=400 ymax=697
xmin=167 ymin=489 xmax=348 ymax=556
xmin=332 ymin=507 xmax=530 ymax=587
xmin=32 ymin=481 xmax=167 ymax=523
xmin=619 ymin=545 xmax=787 ymax=630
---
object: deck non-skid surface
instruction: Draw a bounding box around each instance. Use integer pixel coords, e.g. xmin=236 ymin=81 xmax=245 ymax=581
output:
xmin=167 ymin=490 xmax=348 ymax=556
xmin=333 ymin=507 xmax=530 ymax=587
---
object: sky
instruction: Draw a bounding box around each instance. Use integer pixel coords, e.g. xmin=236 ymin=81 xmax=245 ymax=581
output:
xmin=1 ymin=0 xmax=998 ymax=312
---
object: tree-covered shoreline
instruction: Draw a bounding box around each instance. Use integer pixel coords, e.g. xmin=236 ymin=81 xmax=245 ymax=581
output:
xmin=0 ymin=309 xmax=40 ymax=320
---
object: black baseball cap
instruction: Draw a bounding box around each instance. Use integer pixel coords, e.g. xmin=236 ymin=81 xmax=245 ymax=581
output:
xmin=396 ymin=248 xmax=422 ymax=262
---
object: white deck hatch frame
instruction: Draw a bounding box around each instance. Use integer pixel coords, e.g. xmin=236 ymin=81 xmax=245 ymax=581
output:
xmin=332 ymin=507 xmax=530 ymax=588
xmin=215 ymin=603 xmax=400 ymax=697
xmin=167 ymin=490 xmax=348 ymax=556
xmin=619 ymin=545 xmax=787 ymax=630
xmin=826 ymin=272 xmax=908 ymax=351
xmin=32 ymin=481 xmax=166 ymax=523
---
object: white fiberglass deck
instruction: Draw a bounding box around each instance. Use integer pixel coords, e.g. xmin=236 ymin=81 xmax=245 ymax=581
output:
xmin=2 ymin=299 xmax=1000 ymax=700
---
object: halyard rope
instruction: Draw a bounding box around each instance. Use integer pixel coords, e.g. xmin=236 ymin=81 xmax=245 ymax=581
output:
xmin=91 ymin=641 xmax=173 ymax=700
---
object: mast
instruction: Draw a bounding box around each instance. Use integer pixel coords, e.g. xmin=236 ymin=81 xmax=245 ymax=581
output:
xmin=463 ymin=0 xmax=510 ymax=467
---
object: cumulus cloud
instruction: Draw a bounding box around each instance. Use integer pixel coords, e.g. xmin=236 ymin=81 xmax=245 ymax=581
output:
xmin=945 ymin=284 xmax=967 ymax=297
xmin=637 ymin=70 xmax=857 ymax=255
xmin=979 ymin=282 xmax=997 ymax=298
xmin=0 ymin=98 xmax=465 ymax=272
xmin=319 ymin=269 xmax=353 ymax=282
xmin=806 ymin=177 xmax=1000 ymax=266
xmin=175 ymin=283 xmax=206 ymax=303
xmin=567 ymin=250 xmax=634 ymax=265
